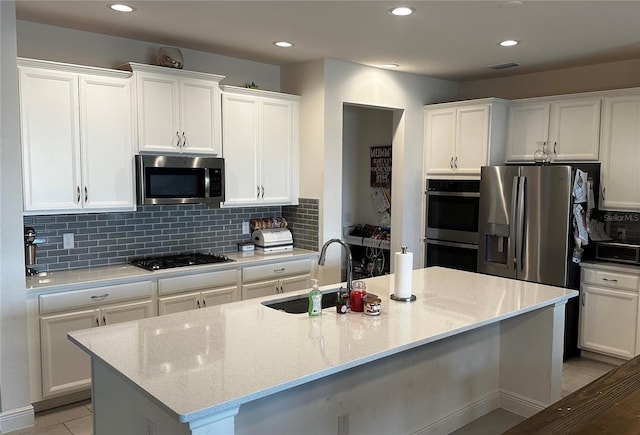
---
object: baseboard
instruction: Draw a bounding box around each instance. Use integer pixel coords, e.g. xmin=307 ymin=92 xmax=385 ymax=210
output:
xmin=0 ymin=405 xmax=35 ymax=433
xmin=499 ymin=389 xmax=547 ymax=418
xmin=580 ymin=350 xmax=627 ymax=366
xmin=413 ymin=391 xmax=501 ymax=435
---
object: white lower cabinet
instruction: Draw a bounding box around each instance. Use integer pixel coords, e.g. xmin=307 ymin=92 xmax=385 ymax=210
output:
xmin=38 ymin=282 xmax=154 ymax=398
xmin=158 ymin=269 xmax=239 ymax=315
xmin=579 ymin=263 xmax=640 ymax=360
xmin=242 ymin=259 xmax=313 ymax=300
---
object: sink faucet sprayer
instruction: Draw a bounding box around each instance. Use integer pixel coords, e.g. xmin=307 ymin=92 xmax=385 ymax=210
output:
xmin=318 ymin=239 xmax=353 ymax=294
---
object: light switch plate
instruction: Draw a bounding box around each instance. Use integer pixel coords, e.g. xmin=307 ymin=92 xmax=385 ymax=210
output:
xmin=242 ymin=221 xmax=250 ymax=235
xmin=63 ymin=233 xmax=74 ymax=249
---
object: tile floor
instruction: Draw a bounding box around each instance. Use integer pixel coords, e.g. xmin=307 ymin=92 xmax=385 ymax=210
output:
xmin=5 ymin=357 xmax=618 ymax=435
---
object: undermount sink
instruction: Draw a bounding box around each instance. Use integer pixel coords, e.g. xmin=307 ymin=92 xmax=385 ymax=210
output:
xmin=262 ymin=288 xmax=343 ymax=314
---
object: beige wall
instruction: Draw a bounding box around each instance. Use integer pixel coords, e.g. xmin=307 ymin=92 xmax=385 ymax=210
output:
xmin=457 ymin=58 xmax=640 ymax=100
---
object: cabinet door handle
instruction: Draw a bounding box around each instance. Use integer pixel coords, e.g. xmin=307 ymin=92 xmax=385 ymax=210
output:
xmin=261 ymin=186 xmax=265 ymax=198
xmin=449 ymin=157 xmax=454 ymax=168
xmin=454 ymin=156 xmax=458 ymax=168
xmin=275 ymin=284 xmax=280 ymax=294
xmin=257 ymin=185 xmax=260 ymax=198
xmin=175 ymin=131 xmax=181 ymax=148
xmin=77 ymin=186 xmax=81 ymax=203
xmin=553 ymin=141 xmax=557 ymax=156
xmin=95 ymin=317 xmax=100 ymax=327
xmin=602 ymin=186 xmax=606 ymax=201
xmin=182 ymin=132 xmax=187 ymax=148
xmin=602 ymin=278 xmax=618 ymax=283
xmin=202 ymin=299 xmax=207 ymax=307
xmin=582 ymin=292 xmax=586 ymax=306
xmin=84 ymin=186 xmax=88 ymax=202
xmin=280 ymin=285 xmax=284 ymax=294
xmin=196 ymin=300 xmax=201 ymax=309
xmin=102 ymin=316 xmax=107 ymax=326
xmin=90 ymin=293 xmax=109 ymax=301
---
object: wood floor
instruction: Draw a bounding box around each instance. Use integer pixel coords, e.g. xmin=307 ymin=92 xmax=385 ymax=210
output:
xmin=5 ymin=357 xmax=618 ymax=435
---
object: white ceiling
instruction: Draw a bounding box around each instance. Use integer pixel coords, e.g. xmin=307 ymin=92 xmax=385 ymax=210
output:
xmin=14 ymin=0 xmax=640 ymax=81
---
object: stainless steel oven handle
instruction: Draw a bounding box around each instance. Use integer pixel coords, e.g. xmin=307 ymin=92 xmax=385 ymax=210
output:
xmin=426 ymin=191 xmax=480 ymax=198
xmin=426 ymin=239 xmax=478 ymax=250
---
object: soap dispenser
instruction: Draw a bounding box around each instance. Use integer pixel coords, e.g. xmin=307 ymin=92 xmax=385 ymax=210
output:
xmin=308 ymin=279 xmax=322 ymax=316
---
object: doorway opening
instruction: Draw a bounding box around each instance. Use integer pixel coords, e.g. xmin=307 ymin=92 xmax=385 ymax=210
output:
xmin=342 ymin=104 xmax=395 ymax=279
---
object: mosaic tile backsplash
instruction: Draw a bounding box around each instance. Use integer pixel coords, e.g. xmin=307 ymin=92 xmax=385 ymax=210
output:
xmin=24 ymin=199 xmax=319 ymax=272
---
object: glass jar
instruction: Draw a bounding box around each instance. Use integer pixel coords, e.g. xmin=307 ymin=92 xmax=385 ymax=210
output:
xmin=533 ymin=141 xmax=550 ymax=163
xmin=350 ymin=281 xmax=367 ymax=312
xmin=363 ymin=296 xmax=381 ymax=316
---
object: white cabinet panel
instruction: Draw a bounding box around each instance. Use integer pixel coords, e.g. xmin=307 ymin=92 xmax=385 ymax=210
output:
xmin=505 ymin=96 xmax=601 ymax=163
xmin=579 ymin=262 xmax=640 ymax=361
xmin=424 ymin=98 xmax=507 ymax=177
xmin=128 ymin=63 xmax=223 ymax=155
xmin=20 ymin=67 xmax=82 ymax=212
xmin=579 ymin=286 xmax=638 ymax=359
xmin=221 ymin=86 xmax=299 ymax=206
xmin=599 ymin=93 xmax=640 ymax=211
xmin=19 ymin=59 xmax=135 ymax=214
xmin=40 ymin=309 xmax=97 ymax=397
xmin=242 ymin=279 xmax=280 ymax=300
xmin=159 ymin=291 xmax=200 ymax=315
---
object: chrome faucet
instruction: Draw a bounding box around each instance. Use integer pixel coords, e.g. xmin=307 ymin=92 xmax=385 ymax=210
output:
xmin=318 ymin=238 xmax=353 ymax=294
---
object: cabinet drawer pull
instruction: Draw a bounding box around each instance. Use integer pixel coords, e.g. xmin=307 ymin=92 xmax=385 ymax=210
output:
xmin=273 ymin=267 xmax=286 ymax=273
xmin=602 ymin=278 xmax=618 ymax=283
xmin=90 ymin=293 xmax=109 ymax=301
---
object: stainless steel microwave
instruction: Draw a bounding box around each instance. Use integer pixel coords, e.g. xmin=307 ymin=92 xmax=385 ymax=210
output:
xmin=135 ymin=155 xmax=225 ymax=207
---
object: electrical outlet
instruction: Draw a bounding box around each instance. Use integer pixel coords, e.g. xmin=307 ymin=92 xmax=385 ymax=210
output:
xmin=617 ymin=228 xmax=627 ymax=240
xmin=338 ymin=413 xmax=349 ymax=435
xmin=144 ymin=418 xmax=156 ymax=435
xmin=63 ymin=233 xmax=74 ymax=249
xmin=242 ymin=221 xmax=250 ymax=235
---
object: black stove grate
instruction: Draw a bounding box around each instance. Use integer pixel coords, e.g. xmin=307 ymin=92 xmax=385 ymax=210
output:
xmin=130 ymin=252 xmax=234 ymax=271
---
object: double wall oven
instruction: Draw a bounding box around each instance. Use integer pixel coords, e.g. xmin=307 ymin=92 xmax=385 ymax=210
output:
xmin=424 ymin=179 xmax=480 ymax=272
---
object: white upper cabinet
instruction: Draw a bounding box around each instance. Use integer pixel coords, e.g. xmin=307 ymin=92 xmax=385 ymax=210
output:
xmin=124 ymin=63 xmax=224 ymax=155
xmin=221 ymin=86 xmax=299 ymax=207
xmin=599 ymin=90 xmax=640 ymax=211
xmin=506 ymin=95 xmax=601 ymax=162
xmin=424 ymin=98 xmax=508 ymax=177
xmin=19 ymin=58 xmax=135 ymax=214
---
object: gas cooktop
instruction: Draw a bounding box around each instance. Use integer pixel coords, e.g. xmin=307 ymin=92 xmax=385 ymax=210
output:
xmin=130 ymin=252 xmax=234 ymax=271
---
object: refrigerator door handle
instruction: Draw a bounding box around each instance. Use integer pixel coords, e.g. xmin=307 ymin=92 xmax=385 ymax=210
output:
xmin=516 ymin=176 xmax=527 ymax=271
xmin=510 ymin=176 xmax=519 ymax=268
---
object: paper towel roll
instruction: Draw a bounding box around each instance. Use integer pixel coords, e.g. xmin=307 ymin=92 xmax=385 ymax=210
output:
xmin=394 ymin=247 xmax=413 ymax=299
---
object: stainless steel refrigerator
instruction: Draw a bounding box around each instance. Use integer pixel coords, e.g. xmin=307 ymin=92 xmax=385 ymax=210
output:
xmin=477 ymin=165 xmax=573 ymax=287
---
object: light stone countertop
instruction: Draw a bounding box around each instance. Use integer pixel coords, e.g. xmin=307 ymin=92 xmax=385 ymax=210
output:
xmin=68 ymin=267 xmax=577 ymax=424
xmin=25 ymin=248 xmax=318 ymax=293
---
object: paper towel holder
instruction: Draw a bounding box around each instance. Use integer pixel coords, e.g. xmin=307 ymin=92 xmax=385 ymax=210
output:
xmin=390 ymin=246 xmax=417 ymax=302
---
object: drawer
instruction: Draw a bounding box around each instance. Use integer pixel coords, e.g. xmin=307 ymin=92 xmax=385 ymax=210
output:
xmin=158 ymin=269 xmax=238 ymax=295
xmin=40 ymin=281 xmax=153 ymax=314
xmin=583 ymin=268 xmax=640 ymax=291
xmin=242 ymin=259 xmax=311 ymax=283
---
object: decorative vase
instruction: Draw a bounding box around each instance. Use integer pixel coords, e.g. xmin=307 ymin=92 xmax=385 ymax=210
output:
xmin=157 ymin=47 xmax=184 ymax=69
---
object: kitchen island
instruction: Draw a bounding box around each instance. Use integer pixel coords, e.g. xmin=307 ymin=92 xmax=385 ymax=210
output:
xmin=68 ymin=267 xmax=577 ymax=434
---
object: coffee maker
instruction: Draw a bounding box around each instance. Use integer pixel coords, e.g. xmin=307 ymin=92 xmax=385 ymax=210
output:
xmin=25 ymin=226 xmax=40 ymax=276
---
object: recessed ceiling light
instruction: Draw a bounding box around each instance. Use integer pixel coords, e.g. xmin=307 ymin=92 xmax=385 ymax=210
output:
xmin=109 ymin=4 xmax=136 ymax=12
xmin=499 ymin=0 xmax=523 ymax=8
xmin=388 ymin=7 xmax=415 ymax=16
xmin=499 ymin=39 xmax=520 ymax=47
xmin=382 ymin=63 xmax=400 ymax=69
xmin=274 ymin=41 xmax=294 ymax=48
